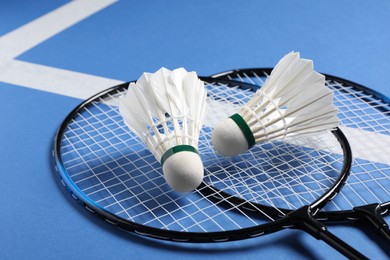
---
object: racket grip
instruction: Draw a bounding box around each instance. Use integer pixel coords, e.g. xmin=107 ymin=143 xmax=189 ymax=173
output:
xmin=289 ymin=206 xmax=368 ymax=260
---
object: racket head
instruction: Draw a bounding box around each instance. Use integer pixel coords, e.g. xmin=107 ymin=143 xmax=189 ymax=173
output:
xmin=52 ymin=77 xmax=352 ymax=242
xmin=211 ymin=68 xmax=390 ymax=219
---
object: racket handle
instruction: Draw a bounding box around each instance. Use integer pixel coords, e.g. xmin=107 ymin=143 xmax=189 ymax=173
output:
xmin=354 ymin=203 xmax=390 ymax=245
xmin=289 ymin=206 xmax=368 ymax=260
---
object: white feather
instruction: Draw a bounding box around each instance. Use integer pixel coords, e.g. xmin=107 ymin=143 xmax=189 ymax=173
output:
xmin=212 ymin=52 xmax=340 ymax=156
xmin=119 ymin=68 xmax=206 ymax=192
xmin=120 ymin=67 xmax=206 ymax=160
xmin=244 ymin=52 xmax=340 ymax=141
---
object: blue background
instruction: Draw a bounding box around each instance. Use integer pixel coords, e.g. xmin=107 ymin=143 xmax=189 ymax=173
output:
xmin=1 ymin=0 xmax=390 ymax=259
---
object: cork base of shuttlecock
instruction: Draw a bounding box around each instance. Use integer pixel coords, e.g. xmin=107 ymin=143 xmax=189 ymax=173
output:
xmin=212 ymin=117 xmax=249 ymax=157
xmin=162 ymin=151 xmax=204 ymax=193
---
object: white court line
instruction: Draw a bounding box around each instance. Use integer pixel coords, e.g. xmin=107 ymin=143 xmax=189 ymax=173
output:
xmin=0 ymin=58 xmax=389 ymax=164
xmin=0 ymin=60 xmax=123 ymax=99
xmin=339 ymin=126 xmax=390 ymax=165
xmin=0 ymin=0 xmax=121 ymax=98
xmin=0 ymin=0 xmax=388 ymax=167
xmin=0 ymin=0 xmax=118 ymax=61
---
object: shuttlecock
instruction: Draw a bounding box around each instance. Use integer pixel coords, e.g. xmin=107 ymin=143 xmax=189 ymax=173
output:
xmin=119 ymin=68 xmax=207 ymax=192
xmin=212 ymin=52 xmax=340 ymax=157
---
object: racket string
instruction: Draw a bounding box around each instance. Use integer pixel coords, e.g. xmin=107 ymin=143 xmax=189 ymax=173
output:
xmin=62 ymin=90 xmax=271 ymax=231
xmin=58 ymin=80 xmax=347 ymax=232
xmin=203 ymin=83 xmax=344 ymax=209
xmin=225 ymin=71 xmax=390 ymax=212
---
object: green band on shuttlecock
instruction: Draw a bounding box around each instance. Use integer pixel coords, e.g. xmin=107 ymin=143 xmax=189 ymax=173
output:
xmin=160 ymin=145 xmax=199 ymax=165
xmin=230 ymin=113 xmax=256 ymax=148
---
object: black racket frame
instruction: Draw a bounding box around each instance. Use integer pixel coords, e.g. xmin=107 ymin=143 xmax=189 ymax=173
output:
xmin=53 ymin=78 xmax=365 ymax=259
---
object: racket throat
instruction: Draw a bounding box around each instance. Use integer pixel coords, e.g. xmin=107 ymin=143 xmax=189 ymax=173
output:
xmin=353 ymin=203 xmax=390 ymax=241
xmin=286 ymin=206 xmax=327 ymax=237
xmin=286 ymin=206 xmax=368 ymax=260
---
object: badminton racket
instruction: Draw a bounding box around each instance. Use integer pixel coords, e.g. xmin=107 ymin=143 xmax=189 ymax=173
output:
xmin=52 ymin=77 xmax=364 ymax=259
xmin=212 ymin=68 xmax=390 ymax=252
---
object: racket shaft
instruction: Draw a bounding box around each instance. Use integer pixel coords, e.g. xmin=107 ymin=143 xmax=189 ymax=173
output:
xmin=317 ymin=229 xmax=367 ymax=260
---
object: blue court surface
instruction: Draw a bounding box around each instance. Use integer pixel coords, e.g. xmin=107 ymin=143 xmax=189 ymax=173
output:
xmin=1 ymin=1 xmax=390 ymax=259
